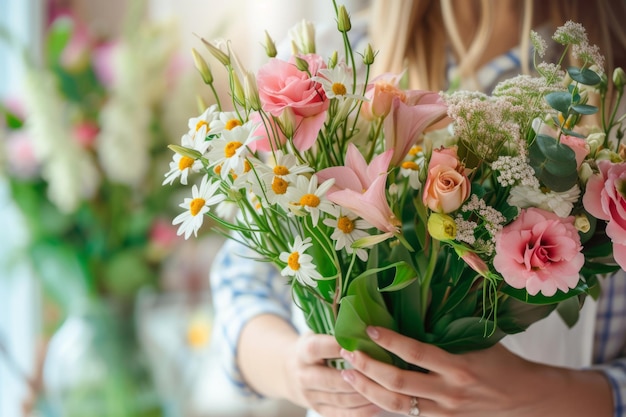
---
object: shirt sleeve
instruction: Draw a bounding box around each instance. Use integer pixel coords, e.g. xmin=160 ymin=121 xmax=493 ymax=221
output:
xmin=592 ymin=360 xmax=626 ymax=417
xmin=209 ymin=238 xmax=293 ymax=399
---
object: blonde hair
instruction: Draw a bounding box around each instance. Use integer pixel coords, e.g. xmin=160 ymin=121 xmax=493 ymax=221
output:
xmin=369 ymin=0 xmax=626 ymax=92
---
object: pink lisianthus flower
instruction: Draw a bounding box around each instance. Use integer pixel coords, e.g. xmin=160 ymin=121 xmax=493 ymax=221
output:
xmin=493 ymin=207 xmax=584 ymax=297
xmin=383 ymin=95 xmax=448 ymax=166
xmin=422 ymin=146 xmax=470 ymax=213
xmin=255 ymin=53 xmax=329 ymax=151
xmin=560 ymin=135 xmax=590 ymax=168
xmin=582 ymin=160 xmax=626 ymax=268
xmin=316 ymin=143 xmax=400 ymax=234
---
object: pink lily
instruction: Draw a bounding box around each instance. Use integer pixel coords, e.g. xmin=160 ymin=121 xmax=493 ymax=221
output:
xmin=316 ymin=143 xmax=400 ymax=234
xmin=384 ymin=94 xmax=449 ymax=166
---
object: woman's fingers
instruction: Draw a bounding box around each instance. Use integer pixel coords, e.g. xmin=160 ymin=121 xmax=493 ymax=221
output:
xmin=341 ymin=367 xmax=436 ymax=416
xmin=365 ymin=326 xmax=460 ymax=375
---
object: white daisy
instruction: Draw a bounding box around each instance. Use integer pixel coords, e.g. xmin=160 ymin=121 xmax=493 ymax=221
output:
xmin=209 ymin=111 xmax=244 ymax=136
xmin=322 ymin=206 xmax=373 ymax=262
xmin=399 ymin=145 xmax=425 ymax=190
xmin=312 ymin=64 xmax=366 ymax=101
xmin=206 ymin=122 xmax=258 ymax=180
xmin=187 ymin=104 xmax=220 ymax=138
xmin=257 ymin=150 xmax=314 ymax=183
xmin=173 ymin=175 xmax=226 ymax=239
xmin=288 ymin=174 xmax=335 ymax=226
xmin=279 ymin=236 xmax=322 ymax=287
xmin=163 ymin=132 xmax=211 ymax=186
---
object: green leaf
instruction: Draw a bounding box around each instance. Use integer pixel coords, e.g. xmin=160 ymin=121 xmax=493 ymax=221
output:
xmin=571 ymin=104 xmax=598 ymax=115
xmin=335 ymin=273 xmax=397 ymax=363
xmin=568 ymin=66 xmax=602 ymax=86
xmin=556 ymin=296 xmax=582 ymax=328
xmin=496 ymin=297 xmax=556 ymax=334
xmin=545 ymin=91 xmax=571 ymax=114
xmin=501 ymin=280 xmax=589 ymax=305
xmin=45 ymin=17 xmax=73 ymax=67
xmin=369 ymin=261 xmax=418 ymax=292
xmin=529 ymin=134 xmax=578 ymax=191
xmin=429 ymin=317 xmax=505 ymax=353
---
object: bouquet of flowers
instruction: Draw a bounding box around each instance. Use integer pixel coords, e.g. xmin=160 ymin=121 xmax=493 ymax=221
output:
xmin=0 ymin=9 xmax=195 ymax=310
xmin=164 ymin=2 xmax=624 ymax=366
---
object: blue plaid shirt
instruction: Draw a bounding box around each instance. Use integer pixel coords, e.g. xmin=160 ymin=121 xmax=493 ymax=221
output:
xmin=209 ymin=33 xmax=626 ymax=417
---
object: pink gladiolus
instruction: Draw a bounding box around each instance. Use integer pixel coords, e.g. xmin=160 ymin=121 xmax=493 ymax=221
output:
xmin=384 ymin=95 xmax=448 ymax=166
xmin=493 ymin=208 xmax=584 ymax=297
xmin=583 ymin=160 xmax=626 ymax=269
xmin=316 ymin=143 xmax=400 ymax=234
xmin=256 ymin=54 xmax=329 ymax=151
xmin=422 ymin=146 xmax=470 ymax=213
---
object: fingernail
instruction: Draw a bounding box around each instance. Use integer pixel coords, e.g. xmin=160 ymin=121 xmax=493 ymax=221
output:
xmin=341 ymin=370 xmax=354 ymax=382
xmin=340 ymin=348 xmax=354 ymax=361
xmin=366 ymin=326 xmax=379 ymax=339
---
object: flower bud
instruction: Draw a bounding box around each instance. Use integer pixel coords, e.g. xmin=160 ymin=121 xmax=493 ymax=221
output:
xmin=230 ymin=67 xmax=246 ymax=106
xmin=277 ymin=107 xmax=296 ymax=138
xmin=578 ymin=162 xmax=593 ymax=183
xmin=294 ymin=56 xmax=310 ymax=73
xmin=243 ymin=70 xmax=261 ymax=111
xmin=427 ymin=213 xmax=456 ymax=241
xmin=168 ymin=144 xmax=203 ymax=160
xmin=264 ymin=30 xmax=277 ymax=58
xmin=191 ymin=48 xmax=213 ymax=84
xmin=363 ymin=44 xmax=376 ymax=65
xmin=200 ymin=37 xmax=230 ymax=66
xmin=613 ymin=67 xmax=626 ymax=93
xmin=337 ymin=5 xmax=352 ymax=33
xmin=574 ymin=213 xmax=591 ymax=233
xmin=328 ymin=51 xmax=338 ymax=69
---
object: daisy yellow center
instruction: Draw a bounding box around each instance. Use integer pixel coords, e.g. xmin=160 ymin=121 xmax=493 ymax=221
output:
xmin=332 ymin=82 xmax=347 ymax=96
xmin=214 ymin=164 xmax=222 ymax=175
xmin=178 ymin=156 xmax=194 ymax=171
xmin=196 ymin=120 xmax=209 ymax=132
xmin=300 ymin=193 xmax=320 ymax=207
xmin=244 ymin=160 xmax=252 ymax=173
xmin=225 ymin=119 xmax=242 ymax=130
xmin=186 ymin=320 xmax=210 ymax=349
xmin=190 ymin=198 xmax=206 ymax=216
xmin=287 ymin=252 xmax=301 ymax=270
xmin=337 ymin=216 xmax=355 ymax=233
xmin=272 ymin=177 xmax=289 ymax=194
xmin=225 ymin=141 xmax=243 ymax=158
xmin=273 ymin=165 xmax=290 ymax=176
xmin=409 ymin=145 xmax=422 ymax=156
xmin=401 ymin=161 xmax=420 ymax=171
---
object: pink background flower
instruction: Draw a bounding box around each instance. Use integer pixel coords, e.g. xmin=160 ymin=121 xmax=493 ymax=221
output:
xmin=493 ymin=207 xmax=584 ymax=296
xmin=560 ymin=135 xmax=590 ymax=168
xmin=583 ymin=160 xmax=626 ymax=268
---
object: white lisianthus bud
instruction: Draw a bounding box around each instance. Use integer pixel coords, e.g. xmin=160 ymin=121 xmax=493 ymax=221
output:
xmin=289 ymin=19 xmax=316 ymax=54
xmin=243 ymin=70 xmax=261 ymax=111
xmin=578 ymin=162 xmax=593 ymax=183
xmin=574 ymin=213 xmax=591 ymax=233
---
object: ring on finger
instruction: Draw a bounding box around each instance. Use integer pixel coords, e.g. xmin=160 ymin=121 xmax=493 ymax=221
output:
xmin=408 ymin=396 xmax=420 ymax=416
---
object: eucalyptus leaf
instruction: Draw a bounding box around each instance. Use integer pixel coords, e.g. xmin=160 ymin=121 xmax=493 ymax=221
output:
xmin=567 ymin=66 xmax=602 ymax=86
xmin=529 ymin=134 xmax=578 ymax=191
xmin=571 ymin=104 xmax=598 ymax=115
xmin=545 ymin=91 xmax=571 ymax=114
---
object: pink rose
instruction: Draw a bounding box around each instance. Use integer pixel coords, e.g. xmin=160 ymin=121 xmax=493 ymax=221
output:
xmin=422 ymin=147 xmax=470 ymax=213
xmin=256 ymin=54 xmax=329 ymax=151
xmin=561 ymin=135 xmax=590 ymax=168
xmin=493 ymin=208 xmax=584 ymax=297
xmin=582 ymin=160 xmax=626 ymax=269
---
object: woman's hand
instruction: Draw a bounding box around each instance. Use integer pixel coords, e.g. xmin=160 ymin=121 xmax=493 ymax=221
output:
xmin=339 ymin=326 xmax=613 ymax=417
xmin=285 ymin=331 xmax=381 ymax=417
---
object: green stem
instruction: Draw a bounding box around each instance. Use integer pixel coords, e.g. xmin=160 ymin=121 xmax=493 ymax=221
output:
xmin=420 ymin=239 xmax=440 ymax=318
